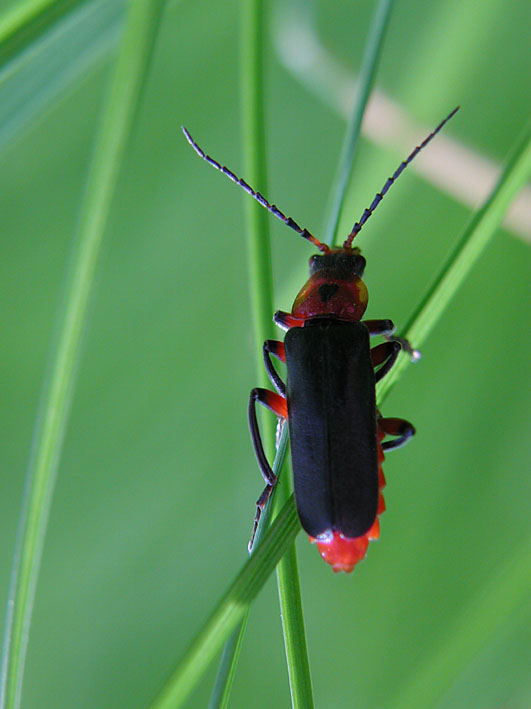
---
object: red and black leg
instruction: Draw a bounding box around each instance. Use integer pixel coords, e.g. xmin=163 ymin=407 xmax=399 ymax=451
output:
xmin=274 ymin=310 xmax=305 ymax=331
xmin=248 ymin=387 xmax=288 ymax=550
xmin=370 ymin=341 xmax=401 ymax=382
xmin=263 ymin=340 xmax=286 ymax=396
xmin=364 ymin=318 xmax=395 ymax=336
xmin=364 ymin=318 xmax=419 ymax=360
xmin=379 ymin=417 xmax=415 ymax=451
xmin=386 ymin=335 xmax=420 ymax=360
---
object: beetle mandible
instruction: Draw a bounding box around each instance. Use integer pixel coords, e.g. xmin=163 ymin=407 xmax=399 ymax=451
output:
xmin=183 ymin=106 xmax=458 ymax=572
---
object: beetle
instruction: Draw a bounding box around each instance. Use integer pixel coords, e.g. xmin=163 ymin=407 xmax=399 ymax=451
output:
xmin=183 ymin=106 xmax=458 ymax=572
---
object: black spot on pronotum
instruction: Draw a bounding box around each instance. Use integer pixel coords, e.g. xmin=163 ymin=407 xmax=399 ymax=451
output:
xmin=319 ymin=284 xmax=339 ymax=303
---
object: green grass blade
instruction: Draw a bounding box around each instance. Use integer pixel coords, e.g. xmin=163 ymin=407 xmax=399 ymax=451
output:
xmin=393 ymin=535 xmax=531 ymax=709
xmin=241 ymin=0 xmax=274 ymax=369
xmin=208 ymin=612 xmax=249 ymax=709
xmin=208 ymin=0 xmax=274 ymax=704
xmin=209 ymin=2 xmax=313 ymax=706
xmin=274 ymin=540 xmax=313 ymax=708
xmin=242 ymin=2 xmax=313 ymax=706
xmin=0 ymin=3 xmax=166 ymax=707
xmin=0 ymin=0 xmax=91 ymax=71
xmin=323 ymin=0 xmax=394 ymax=247
xmin=209 ymin=425 xmax=290 ymax=709
xmin=377 ymin=118 xmax=531 ymax=403
xmin=0 ymin=0 xmax=123 ymax=152
xmin=150 ymin=496 xmax=301 ymax=709
xmin=269 ymin=429 xmax=313 ymax=708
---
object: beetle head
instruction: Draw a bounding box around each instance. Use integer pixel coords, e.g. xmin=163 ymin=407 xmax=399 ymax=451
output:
xmin=309 ymin=247 xmax=366 ymax=277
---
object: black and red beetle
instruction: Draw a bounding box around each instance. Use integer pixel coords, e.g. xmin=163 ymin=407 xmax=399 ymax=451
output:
xmin=183 ymin=107 xmax=458 ymax=572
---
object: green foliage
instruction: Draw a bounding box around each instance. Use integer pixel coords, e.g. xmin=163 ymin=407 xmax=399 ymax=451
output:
xmin=0 ymin=1 xmax=529 ymax=707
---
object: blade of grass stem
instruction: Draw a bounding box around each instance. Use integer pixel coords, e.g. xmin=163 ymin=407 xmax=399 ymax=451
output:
xmin=150 ymin=496 xmax=301 ymax=709
xmin=393 ymin=535 xmax=531 ymax=709
xmin=164 ymin=118 xmax=531 ymax=709
xmin=211 ymin=0 xmax=312 ymax=704
xmin=377 ymin=118 xmax=531 ymax=403
xmin=208 ymin=0 xmax=277 ymax=704
xmin=208 ymin=613 xmax=249 ymax=709
xmin=271 ymin=490 xmax=312 ymax=709
xmin=0 ymin=0 xmax=124 ymax=153
xmin=241 ymin=2 xmax=313 ymax=707
xmin=210 ymin=0 xmax=312 ymax=705
xmin=0 ymin=3 xmax=166 ymax=708
xmin=209 ymin=425 xmax=290 ymax=709
xmin=323 ymin=0 xmax=394 ymax=247
xmin=241 ymin=0 xmax=274 ymax=372
xmin=0 ymin=0 xmax=92 ymax=73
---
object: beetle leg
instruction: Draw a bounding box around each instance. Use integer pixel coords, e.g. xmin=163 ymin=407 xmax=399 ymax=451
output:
xmin=363 ymin=318 xmax=395 ymax=336
xmin=371 ymin=341 xmax=401 ymax=382
xmin=248 ymin=388 xmax=288 ymax=550
xmin=264 ymin=340 xmax=286 ymax=396
xmin=364 ymin=319 xmax=420 ymax=360
xmin=379 ymin=417 xmax=415 ymax=450
xmin=385 ymin=335 xmax=421 ymax=361
xmin=249 ymin=388 xmax=286 ymax=483
xmin=274 ymin=310 xmax=305 ymax=331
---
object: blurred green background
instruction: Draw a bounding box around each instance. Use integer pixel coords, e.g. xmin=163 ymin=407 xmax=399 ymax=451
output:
xmin=1 ymin=0 xmax=530 ymax=707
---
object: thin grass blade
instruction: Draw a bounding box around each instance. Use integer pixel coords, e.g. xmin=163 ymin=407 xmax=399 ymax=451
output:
xmin=377 ymin=118 xmax=531 ymax=402
xmin=0 ymin=0 xmax=124 ymax=152
xmin=208 ymin=613 xmax=248 ymax=709
xmin=209 ymin=425 xmax=290 ymax=709
xmin=209 ymin=1 xmax=312 ymax=705
xmin=150 ymin=496 xmax=301 ymax=709
xmin=208 ymin=0 xmax=275 ymax=704
xmin=323 ymin=0 xmax=394 ymax=247
xmin=393 ymin=535 xmax=531 ymax=708
xmin=273 ymin=529 xmax=312 ymax=709
xmin=0 ymin=0 xmax=92 ymax=72
xmin=241 ymin=0 xmax=274 ymax=370
xmin=242 ymin=2 xmax=313 ymax=707
xmin=0 ymin=3 xmax=166 ymax=707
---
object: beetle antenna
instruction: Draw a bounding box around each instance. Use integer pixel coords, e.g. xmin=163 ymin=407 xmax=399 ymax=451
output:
xmin=344 ymin=106 xmax=460 ymax=247
xmin=182 ymin=127 xmax=330 ymax=253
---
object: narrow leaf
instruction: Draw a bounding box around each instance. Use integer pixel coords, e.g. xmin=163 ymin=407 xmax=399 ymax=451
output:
xmin=323 ymin=0 xmax=394 ymax=247
xmin=209 ymin=1 xmax=312 ymax=706
xmin=209 ymin=425 xmax=290 ymax=709
xmin=150 ymin=498 xmax=301 ymax=709
xmin=242 ymin=2 xmax=313 ymax=706
xmin=393 ymin=535 xmax=531 ymax=708
xmin=0 ymin=3 xmax=166 ymax=707
xmin=0 ymin=0 xmax=91 ymax=70
xmin=377 ymin=119 xmax=531 ymax=402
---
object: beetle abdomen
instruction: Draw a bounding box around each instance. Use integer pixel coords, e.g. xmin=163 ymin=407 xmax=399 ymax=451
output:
xmin=285 ymin=319 xmax=378 ymax=539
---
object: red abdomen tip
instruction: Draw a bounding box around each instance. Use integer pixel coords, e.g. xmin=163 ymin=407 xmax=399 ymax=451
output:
xmin=310 ymin=514 xmax=381 ymax=573
xmin=310 ymin=435 xmax=386 ymax=573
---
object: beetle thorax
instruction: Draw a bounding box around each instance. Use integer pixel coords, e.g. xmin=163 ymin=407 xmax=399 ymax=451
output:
xmin=291 ymin=248 xmax=369 ymax=321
